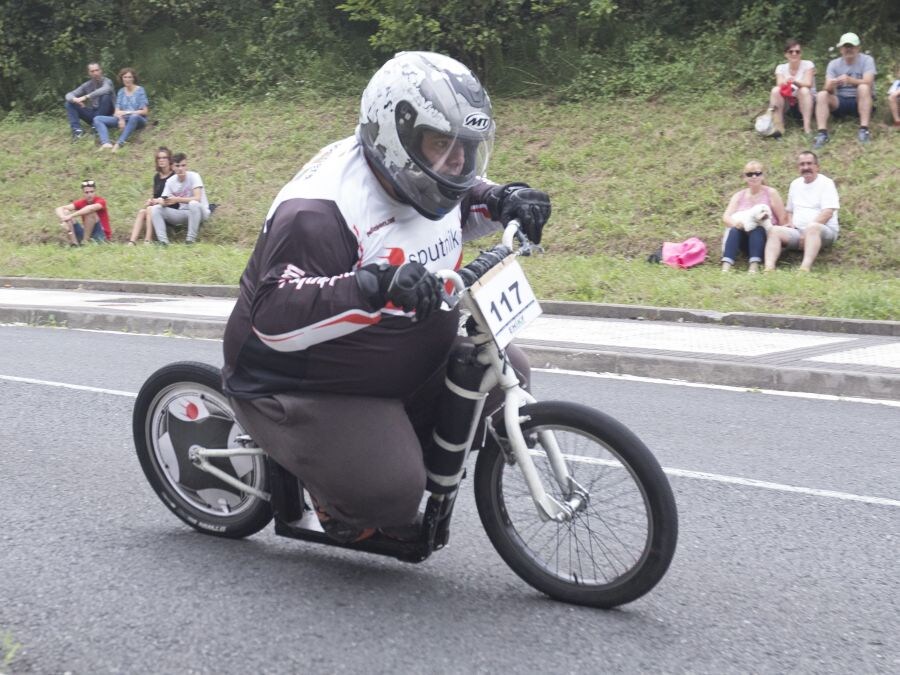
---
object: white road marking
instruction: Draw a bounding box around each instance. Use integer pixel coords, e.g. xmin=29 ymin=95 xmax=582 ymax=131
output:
xmin=662 ymin=466 xmax=900 ymax=508
xmin=0 ymin=374 xmax=136 ymax=398
xmin=541 ymin=452 xmax=900 ymax=508
xmin=534 ymin=367 xmax=900 ymax=407
xmin=4 ymin=373 xmax=897 ymax=507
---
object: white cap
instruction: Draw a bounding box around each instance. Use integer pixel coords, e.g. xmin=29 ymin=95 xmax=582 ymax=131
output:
xmin=837 ymin=32 xmax=860 ymax=47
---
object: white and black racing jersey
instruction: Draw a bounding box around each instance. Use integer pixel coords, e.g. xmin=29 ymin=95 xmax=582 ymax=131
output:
xmin=222 ymin=136 xmax=500 ymax=399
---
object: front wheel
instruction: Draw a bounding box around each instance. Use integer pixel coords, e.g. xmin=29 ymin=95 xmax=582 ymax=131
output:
xmin=132 ymin=361 xmax=273 ymax=538
xmin=474 ymin=401 xmax=677 ymax=608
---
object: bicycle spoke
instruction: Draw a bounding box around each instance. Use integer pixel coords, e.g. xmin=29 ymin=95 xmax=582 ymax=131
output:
xmin=500 ymin=424 xmax=653 ymax=587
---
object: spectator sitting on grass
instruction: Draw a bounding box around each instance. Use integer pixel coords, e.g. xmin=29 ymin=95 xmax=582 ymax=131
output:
xmin=64 ymin=63 xmax=114 ymax=140
xmin=764 ymin=151 xmax=839 ymax=273
xmin=721 ymin=160 xmax=787 ymax=273
xmin=814 ymin=32 xmax=876 ymax=148
xmin=149 ymin=153 xmax=210 ymax=245
xmin=93 ymin=67 xmax=149 ymax=152
xmin=888 ymin=67 xmax=900 ymax=128
xmin=54 ymin=179 xmax=112 ymax=246
xmin=128 ymin=147 xmax=175 ymax=245
xmin=768 ymin=39 xmax=816 ymax=136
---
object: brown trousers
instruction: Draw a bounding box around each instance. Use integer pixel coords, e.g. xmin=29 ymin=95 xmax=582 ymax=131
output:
xmin=231 ymin=341 xmax=530 ymax=528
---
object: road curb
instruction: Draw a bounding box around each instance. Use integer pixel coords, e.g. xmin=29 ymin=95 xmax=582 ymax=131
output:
xmin=0 ymin=276 xmax=239 ymax=299
xmin=3 ymin=276 xmax=898 ymax=336
xmin=519 ymin=344 xmax=900 ymax=401
xmin=0 ymin=306 xmax=226 ymax=339
xmin=3 ymin=305 xmax=897 ymax=400
xmin=538 ymin=301 xmax=900 ymax=337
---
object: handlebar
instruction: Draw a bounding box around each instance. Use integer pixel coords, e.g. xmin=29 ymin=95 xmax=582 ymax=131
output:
xmin=438 ymin=220 xmax=541 ymax=301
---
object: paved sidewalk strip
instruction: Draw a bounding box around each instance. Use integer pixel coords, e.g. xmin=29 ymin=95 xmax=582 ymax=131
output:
xmin=1 ymin=286 xmax=897 ymax=400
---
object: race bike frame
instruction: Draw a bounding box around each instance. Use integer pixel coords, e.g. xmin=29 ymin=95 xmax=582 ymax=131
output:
xmin=185 ymin=221 xmax=584 ymax=562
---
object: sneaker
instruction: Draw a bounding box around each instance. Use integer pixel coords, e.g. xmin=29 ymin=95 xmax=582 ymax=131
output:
xmin=379 ymin=513 xmax=424 ymax=542
xmin=813 ymin=131 xmax=828 ymax=149
xmin=311 ymin=495 xmax=375 ymax=544
xmin=857 ymin=127 xmax=871 ymax=144
xmin=72 ymin=129 xmax=85 ymax=141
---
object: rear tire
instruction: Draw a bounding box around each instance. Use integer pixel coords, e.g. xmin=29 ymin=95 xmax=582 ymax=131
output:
xmin=474 ymin=401 xmax=677 ymax=608
xmin=132 ymin=361 xmax=273 ymax=538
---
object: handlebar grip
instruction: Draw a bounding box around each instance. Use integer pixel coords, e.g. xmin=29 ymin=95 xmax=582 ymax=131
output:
xmin=457 ymin=244 xmax=512 ymax=287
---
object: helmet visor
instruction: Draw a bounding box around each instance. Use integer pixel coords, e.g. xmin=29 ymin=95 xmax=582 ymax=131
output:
xmin=408 ymin=128 xmax=493 ymax=188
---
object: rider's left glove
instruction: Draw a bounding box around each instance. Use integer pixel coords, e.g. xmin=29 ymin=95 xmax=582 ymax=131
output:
xmin=357 ymin=262 xmax=443 ymax=321
xmin=485 ymin=182 xmax=551 ymax=245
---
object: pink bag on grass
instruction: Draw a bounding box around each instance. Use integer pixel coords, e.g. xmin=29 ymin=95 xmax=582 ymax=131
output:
xmin=661 ymin=237 xmax=708 ymax=269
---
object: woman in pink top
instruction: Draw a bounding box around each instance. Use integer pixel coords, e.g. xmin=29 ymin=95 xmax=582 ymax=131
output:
xmin=721 ymin=160 xmax=788 ymax=272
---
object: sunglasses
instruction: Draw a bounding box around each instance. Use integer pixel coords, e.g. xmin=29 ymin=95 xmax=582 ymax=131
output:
xmin=744 ymin=171 xmax=763 ymax=178
xmin=786 ymin=49 xmax=801 ymax=54
xmin=81 ymin=180 xmax=96 ymax=188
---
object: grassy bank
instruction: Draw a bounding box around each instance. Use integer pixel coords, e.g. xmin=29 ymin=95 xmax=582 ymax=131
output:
xmin=0 ymin=95 xmax=897 ymax=319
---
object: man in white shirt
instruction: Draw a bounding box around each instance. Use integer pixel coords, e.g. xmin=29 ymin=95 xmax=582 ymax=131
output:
xmin=149 ymin=153 xmax=210 ymax=244
xmin=764 ymin=151 xmax=839 ymax=272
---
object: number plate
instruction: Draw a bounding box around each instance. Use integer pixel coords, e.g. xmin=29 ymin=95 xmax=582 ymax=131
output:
xmin=469 ymin=256 xmax=542 ymax=348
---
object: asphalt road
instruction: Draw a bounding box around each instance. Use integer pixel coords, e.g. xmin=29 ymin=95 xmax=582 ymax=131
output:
xmin=1 ymin=326 xmax=898 ymax=674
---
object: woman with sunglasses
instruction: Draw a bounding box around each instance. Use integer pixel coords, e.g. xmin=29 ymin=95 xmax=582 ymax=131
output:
xmin=721 ymin=161 xmax=787 ymax=272
xmin=768 ymin=39 xmax=816 ymax=136
xmin=127 ymin=147 xmax=174 ymax=245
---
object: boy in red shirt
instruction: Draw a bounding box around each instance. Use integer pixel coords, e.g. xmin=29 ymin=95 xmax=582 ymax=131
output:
xmin=54 ymin=179 xmax=112 ymax=245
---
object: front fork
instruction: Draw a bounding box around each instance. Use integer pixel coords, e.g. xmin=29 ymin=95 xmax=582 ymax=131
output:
xmin=485 ymin=348 xmax=589 ymax=522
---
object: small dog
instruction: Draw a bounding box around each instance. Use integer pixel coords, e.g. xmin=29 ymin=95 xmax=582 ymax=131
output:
xmin=732 ymin=204 xmax=773 ymax=233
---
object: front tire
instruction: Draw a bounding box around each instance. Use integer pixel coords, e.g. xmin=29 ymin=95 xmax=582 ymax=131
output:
xmin=132 ymin=361 xmax=273 ymax=538
xmin=474 ymin=401 xmax=677 ymax=608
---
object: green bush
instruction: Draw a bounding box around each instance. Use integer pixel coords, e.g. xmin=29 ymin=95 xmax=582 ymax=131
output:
xmin=1 ymin=0 xmax=897 ymax=112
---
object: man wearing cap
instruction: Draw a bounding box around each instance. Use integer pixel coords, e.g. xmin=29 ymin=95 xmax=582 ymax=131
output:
xmin=814 ymin=32 xmax=876 ymax=148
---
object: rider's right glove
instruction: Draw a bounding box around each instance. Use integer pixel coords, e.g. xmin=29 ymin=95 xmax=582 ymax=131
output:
xmin=485 ymin=182 xmax=551 ymax=245
xmin=356 ymin=262 xmax=444 ymax=321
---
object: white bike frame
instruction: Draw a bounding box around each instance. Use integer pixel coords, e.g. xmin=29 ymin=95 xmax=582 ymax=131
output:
xmin=191 ymin=222 xmax=585 ymax=522
xmin=439 ymin=221 xmax=587 ymax=523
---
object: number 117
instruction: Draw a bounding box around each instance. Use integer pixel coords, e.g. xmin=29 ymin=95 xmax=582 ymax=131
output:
xmin=489 ymin=281 xmax=521 ymax=322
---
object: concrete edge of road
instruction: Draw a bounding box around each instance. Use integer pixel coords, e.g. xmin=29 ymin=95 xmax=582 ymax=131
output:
xmin=2 ymin=276 xmax=898 ymax=336
xmin=2 ymin=305 xmax=897 ymax=401
xmin=520 ymin=345 xmax=899 ymax=401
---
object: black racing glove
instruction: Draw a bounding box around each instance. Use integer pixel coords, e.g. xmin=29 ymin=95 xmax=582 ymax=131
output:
xmin=485 ymin=182 xmax=551 ymax=245
xmin=356 ymin=262 xmax=443 ymax=321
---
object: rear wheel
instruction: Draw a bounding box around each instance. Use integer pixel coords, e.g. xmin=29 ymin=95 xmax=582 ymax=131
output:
xmin=474 ymin=401 xmax=677 ymax=608
xmin=132 ymin=361 xmax=273 ymax=538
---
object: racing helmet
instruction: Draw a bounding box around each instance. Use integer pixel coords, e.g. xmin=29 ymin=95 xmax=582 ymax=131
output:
xmin=357 ymin=51 xmax=495 ymax=220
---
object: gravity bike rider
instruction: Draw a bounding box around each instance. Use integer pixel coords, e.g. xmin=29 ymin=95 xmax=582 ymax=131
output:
xmin=222 ymin=52 xmax=552 ymax=543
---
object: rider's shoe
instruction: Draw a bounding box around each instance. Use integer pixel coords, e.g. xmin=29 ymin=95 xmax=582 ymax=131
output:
xmin=379 ymin=513 xmax=424 ymax=542
xmin=311 ymin=495 xmax=375 ymax=544
xmin=322 ymin=520 xmax=376 ymax=544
